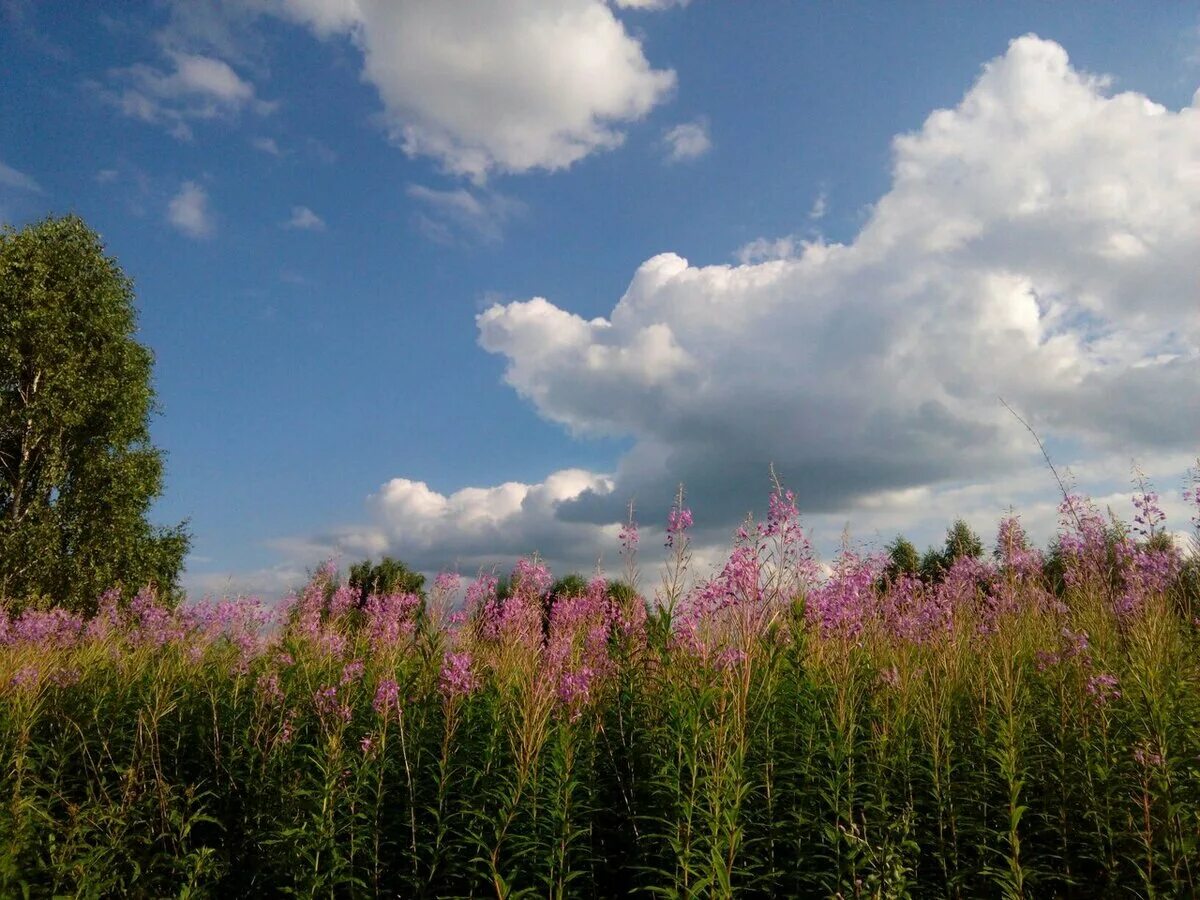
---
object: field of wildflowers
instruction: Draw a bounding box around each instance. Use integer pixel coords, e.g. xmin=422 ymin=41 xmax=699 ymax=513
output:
xmin=2 ymin=475 xmax=1199 ymax=897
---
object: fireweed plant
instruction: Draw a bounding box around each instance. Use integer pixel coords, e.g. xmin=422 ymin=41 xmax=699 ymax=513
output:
xmin=2 ymin=468 xmax=1200 ymax=897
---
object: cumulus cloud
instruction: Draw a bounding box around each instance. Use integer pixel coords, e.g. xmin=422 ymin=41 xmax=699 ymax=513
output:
xmin=735 ymin=234 xmax=802 ymax=265
xmin=735 ymin=191 xmax=828 ymax=262
xmin=166 ymin=180 xmax=214 ymax=238
xmin=256 ymin=35 xmax=1199 ymax=589
xmin=613 ymin=0 xmax=691 ymax=8
xmin=407 ymin=184 xmax=523 ymax=244
xmin=260 ymin=469 xmax=621 ymax=582
xmin=272 ymin=0 xmax=676 ymax=179
xmin=101 ymin=50 xmax=270 ymax=140
xmin=273 ymin=0 xmax=361 ymax=38
xmin=477 ymin=36 xmax=1200 ymax=527
xmin=283 ymin=204 xmax=325 ymax=231
xmin=662 ymin=118 xmax=711 ymax=162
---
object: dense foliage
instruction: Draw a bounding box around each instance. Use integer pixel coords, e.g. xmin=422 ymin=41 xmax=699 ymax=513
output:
xmin=0 ymin=215 xmax=188 ymax=611
xmin=2 ymin=477 xmax=1199 ymax=897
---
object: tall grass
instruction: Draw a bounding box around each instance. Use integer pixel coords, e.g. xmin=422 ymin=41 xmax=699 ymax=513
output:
xmin=2 ymin=477 xmax=1199 ymax=897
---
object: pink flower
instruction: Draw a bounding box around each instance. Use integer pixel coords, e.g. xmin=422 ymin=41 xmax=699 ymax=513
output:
xmin=1183 ymin=466 xmax=1200 ymax=530
xmin=1035 ymin=651 xmax=1060 ymax=673
xmin=340 ymin=659 xmax=365 ymax=685
xmin=277 ymin=712 xmax=297 ymax=747
xmin=440 ymin=652 xmax=479 ymax=699
xmin=1061 ymin=627 xmax=1089 ymax=659
xmin=373 ymin=678 xmax=401 ymax=717
xmin=6 ymin=607 xmax=85 ymax=649
xmin=619 ymin=519 xmax=639 ymax=554
xmin=807 ymin=548 xmax=884 ymax=640
xmin=1086 ymin=673 xmax=1121 ymax=706
xmin=50 ymin=667 xmax=81 ymax=688
xmin=716 ymin=648 xmax=747 ymax=671
xmin=434 ymin=571 xmax=461 ymax=594
xmin=364 ymin=593 xmax=421 ymax=649
xmin=1131 ymin=487 xmax=1166 ymax=538
xmin=258 ymin=671 xmax=284 ymax=705
xmin=327 ymin=584 xmax=358 ymax=619
xmin=996 ymin=516 xmax=1043 ymax=576
xmin=7 ymin=666 xmax=41 ymax=692
xmin=314 ymin=685 xmax=352 ymax=725
xmin=511 ymin=557 xmax=553 ymax=599
xmin=557 ymin=667 xmax=597 ymax=715
xmin=1133 ymin=742 xmax=1163 ymax=768
xmin=666 ymin=505 xmax=693 ymax=548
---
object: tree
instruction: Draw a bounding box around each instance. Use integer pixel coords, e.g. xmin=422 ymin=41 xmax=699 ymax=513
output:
xmin=943 ymin=519 xmax=984 ymax=562
xmin=549 ymin=573 xmax=588 ymax=599
xmin=918 ymin=519 xmax=985 ymax=584
xmin=918 ymin=547 xmax=945 ymax=583
xmin=0 ymin=215 xmax=188 ymax=611
xmin=884 ymin=535 xmax=920 ymax=581
xmin=347 ymin=556 xmax=426 ymax=606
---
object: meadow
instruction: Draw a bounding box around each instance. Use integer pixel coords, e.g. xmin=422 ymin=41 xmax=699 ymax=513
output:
xmin=2 ymin=479 xmax=1199 ymax=898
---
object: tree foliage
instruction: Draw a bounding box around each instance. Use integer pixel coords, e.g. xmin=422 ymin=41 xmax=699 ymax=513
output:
xmin=0 ymin=215 xmax=188 ymax=611
xmin=943 ymin=518 xmax=984 ymax=562
xmin=917 ymin=519 xmax=985 ymax=583
xmin=347 ymin=556 xmax=426 ymax=605
xmin=884 ymin=535 xmax=920 ymax=581
xmin=549 ymin=573 xmax=588 ymax=599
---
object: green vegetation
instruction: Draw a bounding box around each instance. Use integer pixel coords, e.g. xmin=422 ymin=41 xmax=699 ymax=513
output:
xmin=0 ymin=215 xmax=188 ymax=612
xmin=2 ymin=485 xmax=1199 ymax=896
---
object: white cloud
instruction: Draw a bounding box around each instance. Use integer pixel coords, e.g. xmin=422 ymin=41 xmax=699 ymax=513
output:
xmin=256 ymin=35 xmax=1200 ymax=586
xmin=0 ymin=160 xmax=41 ymax=193
xmin=613 ymin=0 xmax=691 ymax=8
xmin=264 ymin=469 xmax=620 ymax=580
xmin=273 ymin=0 xmax=361 ymax=38
xmin=102 ymin=50 xmax=269 ymax=140
xmin=167 ymin=180 xmax=214 ymax=238
xmin=475 ymin=35 xmax=1200 ymax=529
xmin=183 ymin=563 xmax=311 ymax=603
xmin=662 ymin=118 xmax=711 ymax=162
xmin=283 ymin=204 xmax=325 ymax=231
xmin=251 ymin=135 xmax=281 ymax=155
xmin=735 ymin=234 xmax=802 ymax=264
xmin=273 ymin=0 xmax=676 ymax=179
xmin=809 ymin=190 xmax=827 ymax=220
xmin=734 ymin=190 xmax=827 ymax=263
xmin=407 ymin=184 xmax=523 ymax=244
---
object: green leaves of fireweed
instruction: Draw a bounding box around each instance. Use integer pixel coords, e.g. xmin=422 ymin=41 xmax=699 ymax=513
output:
xmin=4 ymin=536 xmax=1200 ymax=895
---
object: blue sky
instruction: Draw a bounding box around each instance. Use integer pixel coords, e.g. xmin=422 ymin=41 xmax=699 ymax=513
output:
xmin=2 ymin=1 xmax=1198 ymax=597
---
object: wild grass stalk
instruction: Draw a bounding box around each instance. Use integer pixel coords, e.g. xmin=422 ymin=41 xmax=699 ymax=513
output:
xmin=1 ymin=474 xmax=1199 ymax=894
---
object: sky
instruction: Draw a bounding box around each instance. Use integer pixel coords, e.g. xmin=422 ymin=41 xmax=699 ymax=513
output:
xmin=2 ymin=1 xmax=1198 ymax=599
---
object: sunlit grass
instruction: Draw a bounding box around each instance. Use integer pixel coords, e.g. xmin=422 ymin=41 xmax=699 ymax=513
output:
xmin=2 ymin=478 xmax=1199 ymax=896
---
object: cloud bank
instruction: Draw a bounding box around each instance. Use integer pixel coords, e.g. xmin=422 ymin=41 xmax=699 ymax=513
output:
xmin=237 ymin=36 xmax=1198 ymax=593
xmin=479 ymin=36 xmax=1200 ymax=521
